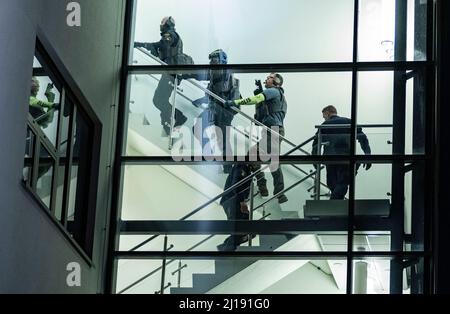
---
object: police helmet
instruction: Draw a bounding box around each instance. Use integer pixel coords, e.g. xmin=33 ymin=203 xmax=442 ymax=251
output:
xmin=208 ymin=49 xmax=228 ymax=64
xmin=160 ymin=16 xmax=175 ymax=33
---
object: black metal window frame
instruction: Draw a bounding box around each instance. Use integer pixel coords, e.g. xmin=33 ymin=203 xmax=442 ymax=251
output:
xmin=24 ymin=33 xmax=102 ymax=262
xmin=106 ymin=0 xmax=436 ymax=294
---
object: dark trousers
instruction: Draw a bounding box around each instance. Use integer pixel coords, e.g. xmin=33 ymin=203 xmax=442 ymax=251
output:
xmin=250 ymin=127 xmax=285 ymax=194
xmin=221 ymin=203 xmax=249 ymax=251
xmin=153 ymin=73 xmax=186 ymax=130
xmin=326 ymin=164 xmax=350 ymax=199
xmin=194 ymin=106 xmax=234 ymax=171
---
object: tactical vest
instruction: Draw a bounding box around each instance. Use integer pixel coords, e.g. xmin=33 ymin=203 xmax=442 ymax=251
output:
xmin=208 ymin=71 xmax=239 ymax=102
xmin=255 ymin=87 xmax=287 ymax=126
xmin=158 ymin=32 xmax=184 ymax=65
xmin=207 ymin=72 xmax=240 ymax=125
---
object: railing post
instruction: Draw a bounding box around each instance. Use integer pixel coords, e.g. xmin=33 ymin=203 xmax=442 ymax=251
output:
xmin=314 ymin=128 xmax=322 ymax=200
xmin=248 ymin=177 xmax=255 ymax=247
xmin=160 ymin=235 xmax=168 ymax=294
xmin=168 ymin=76 xmax=178 ymax=150
xmin=177 ymin=260 xmax=182 ymax=288
xmin=249 ymin=121 xmax=254 ymax=152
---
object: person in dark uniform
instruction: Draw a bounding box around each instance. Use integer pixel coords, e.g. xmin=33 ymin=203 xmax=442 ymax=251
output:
xmin=225 ymin=73 xmax=288 ymax=204
xmin=217 ymin=163 xmax=253 ymax=251
xmin=190 ymin=49 xmax=240 ymax=173
xmin=134 ymin=16 xmax=188 ymax=135
xmin=312 ymin=105 xmax=372 ymax=199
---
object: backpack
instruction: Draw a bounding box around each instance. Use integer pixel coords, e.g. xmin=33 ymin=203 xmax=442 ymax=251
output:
xmin=178 ymin=53 xmax=194 ymax=65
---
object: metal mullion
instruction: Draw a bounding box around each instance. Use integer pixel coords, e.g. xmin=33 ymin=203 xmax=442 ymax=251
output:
xmin=106 ymin=0 xmax=135 ymax=294
xmin=30 ymin=131 xmax=40 ymax=191
xmin=60 ymin=104 xmax=76 ymax=228
xmin=346 ymin=0 xmax=359 ymax=295
xmin=114 ymin=250 xmax=428 ymax=260
xmin=423 ymin=0 xmax=436 ymax=294
xmin=389 ymin=0 xmax=408 ymax=294
xmin=49 ymin=89 xmax=67 ymax=215
xmin=127 ymin=61 xmax=429 ymax=75
xmin=121 ymin=154 xmax=428 ymax=165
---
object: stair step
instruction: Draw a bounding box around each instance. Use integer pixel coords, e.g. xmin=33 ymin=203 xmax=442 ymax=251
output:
xmin=258 ymin=234 xmax=290 ymax=249
xmin=304 ymin=199 xmax=391 ymax=218
xmin=169 ymin=287 xmax=198 ymax=294
xmin=189 ymin=259 xmax=257 ymax=293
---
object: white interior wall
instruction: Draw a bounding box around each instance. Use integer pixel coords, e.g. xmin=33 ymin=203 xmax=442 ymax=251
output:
xmin=134 ymin=0 xmax=354 ymax=64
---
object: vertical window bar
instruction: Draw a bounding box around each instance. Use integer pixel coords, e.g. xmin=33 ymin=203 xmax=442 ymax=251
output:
xmin=423 ymin=0 xmax=436 ymax=294
xmin=49 ymin=89 xmax=66 ymax=215
xmin=347 ymin=0 xmax=360 ymax=295
xmin=390 ymin=0 xmax=408 ymax=294
xmin=31 ymin=136 xmax=41 ymax=191
xmin=25 ymin=128 xmax=36 ymax=189
xmin=106 ymin=0 xmax=135 ymax=294
xmin=61 ymin=102 xmax=76 ymax=228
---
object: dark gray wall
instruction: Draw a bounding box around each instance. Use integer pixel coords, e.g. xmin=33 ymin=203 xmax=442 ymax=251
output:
xmin=0 ymin=0 xmax=124 ymax=293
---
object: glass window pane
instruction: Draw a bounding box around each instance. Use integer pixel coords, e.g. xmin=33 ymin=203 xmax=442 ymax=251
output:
xmin=352 ymin=256 xmax=424 ymax=294
xmin=33 ymin=56 xmax=42 ymax=68
xmin=353 ymin=161 xmax=424 ymax=252
xmin=116 ymin=257 xmax=347 ymax=294
xmin=358 ymin=0 xmax=428 ymax=61
xmin=23 ymin=127 xmax=35 ymax=184
xmin=132 ymin=0 xmax=354 ymax=65
xmin=357 ymin=71 xmax=393 ymax=155
xmin=352 ymin=257 xmax=391 ymax=294
xmin=36 ymin=144 xmax=54 ymax=208
xmin=67 ymin=107 xmax=92 ymax=239
xmin=357 ymin=70 xmax=426 ymax=155
xmin=53 ymin=164 xmax=66 ymax=223
xmin=29 ymin=76 xmax=61 ymax=147
xmin=126 ymin=70 xmax=352 ymax=158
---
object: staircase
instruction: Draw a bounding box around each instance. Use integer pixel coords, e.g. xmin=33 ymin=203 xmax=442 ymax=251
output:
xmin=170 ymin=234 xmax=321 ymax=294
xmin=117 ymin=48 xmax=393 ymax=295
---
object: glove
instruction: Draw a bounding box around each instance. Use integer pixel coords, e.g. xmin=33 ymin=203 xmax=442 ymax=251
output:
xmin=45 ymin=84 xmax=55 ymax=103
xmin=254 ymin=79 xmax=263 ymax=95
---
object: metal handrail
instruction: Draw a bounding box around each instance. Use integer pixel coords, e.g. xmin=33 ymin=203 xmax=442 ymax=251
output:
xmin=117 ymin=213 xmax=271 ymax=294
xmin=315 ymin=124 xmax=393 ymax=129
xmin=34 ymin=107 xmax=58 ymax=124
xmin=128 ymin=134 xmax=317 ymax=252
xmin=135 ymin=47 xmax=309 ymax=155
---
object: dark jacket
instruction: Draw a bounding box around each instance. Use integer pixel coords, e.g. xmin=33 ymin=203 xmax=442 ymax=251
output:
xmin=220 ymin=164 xmax=251 ymax=220
xmin=135 ymin=31 xmax=183 ymax=65
xmin=255 ymin=87 xmax=287 ymax=127
xmin=312 ymin=115 xmax=371 ymax=155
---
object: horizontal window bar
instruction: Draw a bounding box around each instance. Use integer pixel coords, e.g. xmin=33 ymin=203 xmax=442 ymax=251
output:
xmin=121 ymin=155 xmax=428 ymax=165
xmin=114 ymin=250 xmax=429 ymax=260
xmin=120 ymin=218 xmax=393 ymax=235
xmin=128 ymin=61 xmax=431 ymax=75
